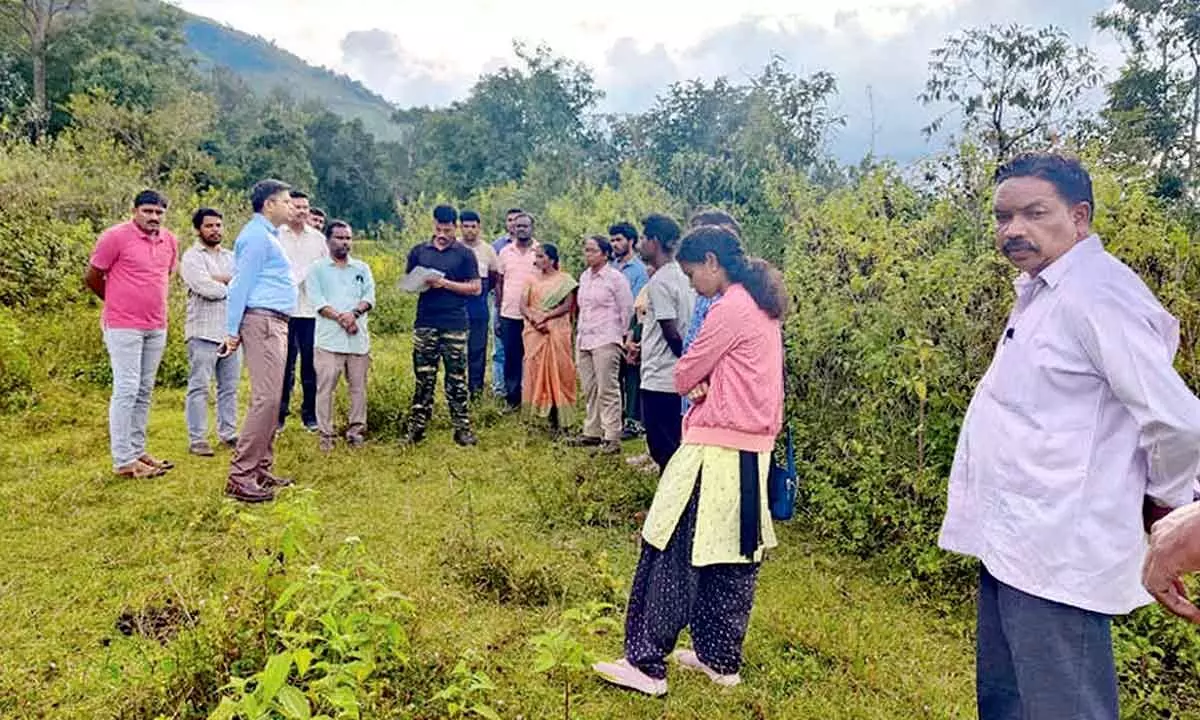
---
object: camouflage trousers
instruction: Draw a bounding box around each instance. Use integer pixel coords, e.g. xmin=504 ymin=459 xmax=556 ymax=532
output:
xmin=408 ymin=327 xmax=471 ymax=436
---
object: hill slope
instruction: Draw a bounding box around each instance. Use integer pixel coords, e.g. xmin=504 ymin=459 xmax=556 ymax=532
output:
xmin=181 ymin=13 xmax=406 ymax=143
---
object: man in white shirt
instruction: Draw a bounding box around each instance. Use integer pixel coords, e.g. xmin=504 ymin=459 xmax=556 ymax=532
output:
xmin=938 ymin=153 xmax=1200 ymax=720
xmin=276 ymin=190 xmax=328 ymax=431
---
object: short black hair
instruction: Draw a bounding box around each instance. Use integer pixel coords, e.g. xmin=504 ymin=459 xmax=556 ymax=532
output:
xmin=134 ymin=189 xmax=167 ymax=209
xmin=251 ymin=179 xmax=291 ymax=213
xmin=608 ymin=221 xmax=637 ymax=241
xmin=325 ymin=219 xmax=351 ymax=239
xmin=506 ymin=207 xmax=524 ymax=217
xmin=688 ymin=208 xmax=742 ymax=235
xmin=433 ymin=204 xmax=459 ymax=224
xmin=191 ymin=207 xmax=222 ymax=230
xmin=310 ymin=207 xmax=326 ymax=218
xmin=513 ymin=212 xmax=534 ymax=226
xmin=588 ymin=234 xmax=614 ymax=260
xmin=460 ymin=210 xmax=481 ymax=224
xmin=995 ymin=153 xmax=1095 ymax=220
xmin=641 ymin=213 xmax=682 ymax=253
xmin=289 ymin=190 xmax=309 ymax=200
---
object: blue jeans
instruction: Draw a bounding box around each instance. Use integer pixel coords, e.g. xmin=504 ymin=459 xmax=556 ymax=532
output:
xmin=103 ymin=328 xmax=167 ymax=468
xmin=490 ymin=301 xmax=505 ymax=395
xmin=186 ymin=338 xmax=240 ymax=444
xmin=976 ymin=567 xmax=1118 ymax=720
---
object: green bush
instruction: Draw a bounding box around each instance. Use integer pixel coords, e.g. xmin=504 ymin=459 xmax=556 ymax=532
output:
xmin=0 ymin=308 xmax=33 ymax=411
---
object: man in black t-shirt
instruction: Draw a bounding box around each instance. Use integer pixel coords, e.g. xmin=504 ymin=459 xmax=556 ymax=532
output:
xmin=405 ymin=205 xmax=481 ymax=446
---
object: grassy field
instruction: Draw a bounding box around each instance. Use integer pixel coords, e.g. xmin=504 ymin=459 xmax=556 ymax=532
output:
xmin=0 ymin=336 xmax=975 ymax=719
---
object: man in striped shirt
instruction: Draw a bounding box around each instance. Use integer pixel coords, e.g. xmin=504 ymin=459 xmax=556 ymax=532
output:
xmin=180 ymin=208 xmax=239 ymax=457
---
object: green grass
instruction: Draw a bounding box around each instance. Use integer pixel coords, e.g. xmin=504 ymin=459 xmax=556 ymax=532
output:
xmin=0 ymin=335 xmax=974 ymax=719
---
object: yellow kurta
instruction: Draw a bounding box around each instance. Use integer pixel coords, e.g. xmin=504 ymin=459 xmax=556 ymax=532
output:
xmin=641 ymin=443 xmax=778 ymax=566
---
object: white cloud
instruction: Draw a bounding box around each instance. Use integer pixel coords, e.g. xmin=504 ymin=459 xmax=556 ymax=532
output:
xmin=173 ymin=0 xmax=1127 ymax=161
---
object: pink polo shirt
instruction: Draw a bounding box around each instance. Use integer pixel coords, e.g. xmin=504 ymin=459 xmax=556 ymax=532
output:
xmin=497 ymin=241 xmax=540 ymax=320
xmin=90 ymin=220 xmax=178 ymax=330
xmin=576 ymin=263 xmax=633 ymax=351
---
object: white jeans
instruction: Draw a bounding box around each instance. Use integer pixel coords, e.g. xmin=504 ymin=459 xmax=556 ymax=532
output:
xmin=103 ymin=328 xmax=167 ymax=468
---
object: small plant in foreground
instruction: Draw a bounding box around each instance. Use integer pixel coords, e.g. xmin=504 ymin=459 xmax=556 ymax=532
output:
xmin=530 ymin=601 xmax=620 ymax=720
xmin=430 ymin=652 xmax=502 ymax=719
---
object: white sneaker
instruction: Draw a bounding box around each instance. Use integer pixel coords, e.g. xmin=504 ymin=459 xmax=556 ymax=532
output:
xmin=672 ymin=649 xmax=741 ymax=687
xmin=593 ymin=658 xmax=668 ymax=697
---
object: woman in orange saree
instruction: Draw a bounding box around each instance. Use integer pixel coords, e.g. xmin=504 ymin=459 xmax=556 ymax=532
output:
xmin=521 ymin=243 xmax=578 ymax=429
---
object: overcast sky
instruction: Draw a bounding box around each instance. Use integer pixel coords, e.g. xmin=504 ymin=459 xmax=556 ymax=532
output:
xmin=172 ymin=0 xmax=1124 ymax=162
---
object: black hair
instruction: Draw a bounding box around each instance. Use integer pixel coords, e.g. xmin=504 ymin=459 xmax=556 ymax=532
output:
xmin=289 ymin=190 xmax=309 ymax=200
xmin=541 ymin=243 xmax=560 ymax=268
xmin=586 ymin=234 xmax=614 ymax=260
xmin=134 ymin=189 xmax=167 ymax=209
xmin=325 ymin=220 xmax=351 ymax=239
xmin=994 ymin=152 xmax=1095 ymax=220
xmin=688 ymin=208 xmax=742 ymax=235
xmin=191 ymin=207 xmax=222 ymax=230
xmin=506 ymin=207 xmax=524 ymax=217
xmin=513 ymin=212 xmax=534 ymax=226
xmin=310 ymin=207 xmax=326 ymax=218
xmin=677 ymin=225 xmax=788 ymax=319
xmin=641 ymin=213 xmax=681 ymax=253
xmin=433 ymin=204 xmax=458 ymax=224
xmin=251 ymin=179 xmax=291 ymax=213
xmin=607 ymin=221 xmax=638 ymax=241
xmin=460 ymin=210 xmax=481 ymax=224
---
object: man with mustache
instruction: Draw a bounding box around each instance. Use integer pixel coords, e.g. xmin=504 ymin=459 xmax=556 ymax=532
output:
xmin=86 ymin=189 xmax=179 ymax=479
xmin=938 ymin=153 xmax=1200 ymax=720
xmin=180 ymin=208 xmax=239 ymax=457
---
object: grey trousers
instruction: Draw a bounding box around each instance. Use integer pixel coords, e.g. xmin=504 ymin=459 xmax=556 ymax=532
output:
xmin=977 ymin=567 xmax=1118 ymax=720
xmin=103 ymin=328 xmax=167 ymax=468
xmin=185 ymin=338 xmax=240 ymax=444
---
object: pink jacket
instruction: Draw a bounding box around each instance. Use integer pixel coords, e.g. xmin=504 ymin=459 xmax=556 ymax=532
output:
xmin=675 ymin=283 xmax=783 ymax=452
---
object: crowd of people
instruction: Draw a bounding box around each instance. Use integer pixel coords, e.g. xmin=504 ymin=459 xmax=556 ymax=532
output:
xmin=82 ymin=154 xmax=1200 ymax=718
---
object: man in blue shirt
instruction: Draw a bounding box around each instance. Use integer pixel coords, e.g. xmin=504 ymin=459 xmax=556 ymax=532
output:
xmin=308 ymin=220 xmax=376 ymax=453
xmin=609 ymin=221 xmax=650 ymax=438
xmin=491 ymin=207 xmax=523 ymax=396
xmin=223 ymin=178 xmax=297 ymax=503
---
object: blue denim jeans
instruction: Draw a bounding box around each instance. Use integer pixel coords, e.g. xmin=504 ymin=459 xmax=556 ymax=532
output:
xmin=490 ymin=299 xmax=505 ymax=395
xmin=977 ymin=567 xmax=1118 ymax=720
xmin=186 ymin=338 xmax=240 ymax=444
xmin=103 ymin=328 xmax=167 ymax=468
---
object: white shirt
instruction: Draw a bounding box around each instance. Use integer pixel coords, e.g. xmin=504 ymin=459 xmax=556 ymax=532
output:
xmin=939 ymin=236 xmax=1200 ymax=615
xmin=277 ymin=224 xmax=328 ymax=318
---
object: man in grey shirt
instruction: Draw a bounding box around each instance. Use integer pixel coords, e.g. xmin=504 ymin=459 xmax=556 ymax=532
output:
xmin=637 ymin=213 xmax=694 ymax=472
xmin=180 ymin=208 xmax=239 ymax=457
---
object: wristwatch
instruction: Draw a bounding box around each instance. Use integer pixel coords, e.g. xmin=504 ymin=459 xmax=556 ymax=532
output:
xmin=352 ymin=308 xmax=364 ymax=319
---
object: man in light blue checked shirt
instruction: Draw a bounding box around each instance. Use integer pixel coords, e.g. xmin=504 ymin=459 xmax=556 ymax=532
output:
xmin=306 ymin=220 xmax=376 ymax=452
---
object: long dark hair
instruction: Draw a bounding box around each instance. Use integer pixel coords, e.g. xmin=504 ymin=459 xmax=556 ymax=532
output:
xmin=541 ymin=242 xmax=560 ymax=269
xmin=677 ymin=225 xmax=788 ymax=319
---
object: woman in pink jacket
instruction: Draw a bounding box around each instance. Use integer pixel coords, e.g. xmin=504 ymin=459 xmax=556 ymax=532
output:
xmin=594 ymin=224 xmax=788 ymax=697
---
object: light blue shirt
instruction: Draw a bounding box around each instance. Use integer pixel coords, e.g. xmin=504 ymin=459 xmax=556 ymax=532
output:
xmin=226 ymin=214 xmax=296 ymax=336
xmin=306 ymin=256 xmax=376 ymax=355
xmin=612 ymin=254 xmax=649 ymax=299
xmin=681 ymin=293 xmax=720 ymax=415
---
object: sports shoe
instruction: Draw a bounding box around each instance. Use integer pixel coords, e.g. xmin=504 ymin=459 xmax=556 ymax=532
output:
xmin=671 ymin=649 xmax=741 ymax=687
xmin=454 ymin=429 xmax=478 ymax=447
xmin=593 ymin=658 xmax=667 ymax=697
xmin=566 ymin=435 xmax=603 ymax=447
xmin=346 ymin=434 xmax=365 ymax=449
xmin=303 ymin=420 xmax=319 ymax=433
xmin=596 ymin=440 xmax=622 ymax=455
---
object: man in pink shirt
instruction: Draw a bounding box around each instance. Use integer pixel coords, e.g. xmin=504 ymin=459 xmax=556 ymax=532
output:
xmin=495 ymin=212 xmax=540 ymax=409
xmin=86 ymin=190 xmax=179 ymax=479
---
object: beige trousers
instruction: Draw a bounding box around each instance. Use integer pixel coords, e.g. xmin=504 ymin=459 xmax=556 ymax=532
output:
xmin=228 ymin=311 xmax=288 ymax=487
xmin=315 ymin=348 xmax=370 ymax=439
xmin=578 ymin=342 xmax=624 ymax=442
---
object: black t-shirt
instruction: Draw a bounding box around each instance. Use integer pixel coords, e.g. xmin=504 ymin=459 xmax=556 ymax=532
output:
xmin=407 ymin=240 xmax=480 ymax=331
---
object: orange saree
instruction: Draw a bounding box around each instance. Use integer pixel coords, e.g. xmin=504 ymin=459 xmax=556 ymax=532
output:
xmin=522 ymin=271 xmax=578 ymax=421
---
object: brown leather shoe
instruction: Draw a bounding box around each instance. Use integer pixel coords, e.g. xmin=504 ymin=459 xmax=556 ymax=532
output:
xmin=116 ymin=460 xmax=165 ymax=479
xmin=259 ymin=472 xmax=294 ymax=489
xmin=225 ymin=480 xmax=274 ymax=503
xmin=189 ymin=441 xmax=215 ymax=457
xmin=139 ymin=454 xmax=175 ymax=472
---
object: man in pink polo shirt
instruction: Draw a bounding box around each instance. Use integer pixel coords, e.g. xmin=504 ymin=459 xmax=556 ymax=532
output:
xmin=86 ymin=190 xmax=179 ymax=479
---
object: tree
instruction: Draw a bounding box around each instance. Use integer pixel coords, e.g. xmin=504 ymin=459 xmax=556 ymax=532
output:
xmin=0 ymin=0 xmax=86 ymax=136
xmin=920 ymin=24 xmax=1103 ymax=162
xmin=1096 ymin=0 xmax=1200 ymax=199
